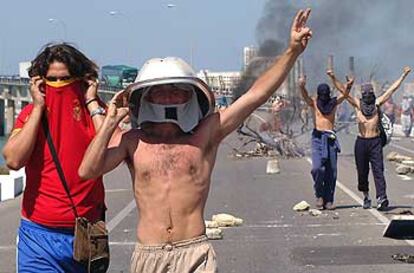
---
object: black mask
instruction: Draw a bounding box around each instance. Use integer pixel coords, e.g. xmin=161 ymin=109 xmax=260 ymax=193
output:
xmin=360 ymin=83 xmax=377 ymax=117
xmin=316 ymin=83 xmax=337 ymax=115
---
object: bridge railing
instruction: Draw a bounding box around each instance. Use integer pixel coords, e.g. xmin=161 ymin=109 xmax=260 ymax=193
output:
xmin=0 ymin=77 xmax=118 ymax=99
xmin=0 ymin=76 xmax=30 ymax=85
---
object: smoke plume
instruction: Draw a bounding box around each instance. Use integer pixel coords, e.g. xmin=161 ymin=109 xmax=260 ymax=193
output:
xmin=256 ymin=0 xmax=414 ymax=91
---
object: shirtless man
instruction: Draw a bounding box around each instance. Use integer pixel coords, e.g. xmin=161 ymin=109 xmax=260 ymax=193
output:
xmin=328 ymin=67 xmax=411 ymax=210
xmin=299 ymin=73 xmax=353 ymax=210
xmin=79 ymin=9 xmax=312 ymax=273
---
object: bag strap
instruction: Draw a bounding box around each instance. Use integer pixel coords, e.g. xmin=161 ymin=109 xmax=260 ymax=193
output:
xmin=41 ymin=113 xmax=79 ymax=218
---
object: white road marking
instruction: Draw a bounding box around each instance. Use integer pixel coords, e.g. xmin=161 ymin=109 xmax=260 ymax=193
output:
xmin=105 ymin=188 xmax=131 ymax=193
xmin=305 ymin=157 xmax=414 ymax=246
xmin=246 ymin=222 xmax=384 ymax=229
xmin=397 ymin=175 xmax=413 ymax=181
xmin=107 ymin=199 xmax=136 ymax=233
xmin=0 ymin=245 xmax=14 ymax=250
xmin=403 ymin=194 xmax=414 ymax=199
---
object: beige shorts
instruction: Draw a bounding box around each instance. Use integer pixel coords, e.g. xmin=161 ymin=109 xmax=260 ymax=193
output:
xmin=130 ymin=235 xmax=218 ymax=273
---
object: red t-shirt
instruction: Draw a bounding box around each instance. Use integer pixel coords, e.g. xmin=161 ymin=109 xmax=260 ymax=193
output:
xmin=14 ymin=84 xmax=105 ymax=228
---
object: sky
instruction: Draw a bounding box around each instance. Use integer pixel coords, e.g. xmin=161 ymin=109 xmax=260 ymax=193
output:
xmin=2 ymin=0 xmax=414 ymax=90
xmin=0 ymin=0 xmax=267 ymax=74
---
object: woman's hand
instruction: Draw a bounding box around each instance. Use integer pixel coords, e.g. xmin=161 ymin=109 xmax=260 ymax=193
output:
xmin=29 ymin=76 xmax=45 ymax=109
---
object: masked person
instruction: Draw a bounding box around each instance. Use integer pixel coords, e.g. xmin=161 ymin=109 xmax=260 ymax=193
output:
xmin=401 ymin=95 xmax=413 ymax=137
xmin=299 ymin=72 xmax=354 ymax=210
xmin=2 ymin=43 xmax=114 ymax=273
xmin=329 ymin=67 xmax=411 ymax=211
xmin=78 ymin=9 xmax=312 ymax=273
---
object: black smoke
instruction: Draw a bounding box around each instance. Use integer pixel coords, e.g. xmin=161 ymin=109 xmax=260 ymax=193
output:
xmin=255 ymin=0 xmax=414 ymax=91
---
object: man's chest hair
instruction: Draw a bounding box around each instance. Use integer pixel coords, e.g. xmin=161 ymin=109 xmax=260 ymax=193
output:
xmin=134 ymin=142 xmax=205 ymax=175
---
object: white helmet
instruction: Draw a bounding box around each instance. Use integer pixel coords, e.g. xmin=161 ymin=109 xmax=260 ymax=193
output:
xmin=127 ymin=57 xmax=215 ymax=128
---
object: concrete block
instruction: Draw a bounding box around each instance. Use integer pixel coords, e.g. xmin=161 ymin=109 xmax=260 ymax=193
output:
xmin=266 ymin=159 xmax=280 ymax=174
xmin=0 ymin=168 xmax=25 ymax=202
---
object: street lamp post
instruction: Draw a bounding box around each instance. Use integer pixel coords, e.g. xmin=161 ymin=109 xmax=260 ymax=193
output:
xmin=48 ymin=18 xmax=68 ymax=40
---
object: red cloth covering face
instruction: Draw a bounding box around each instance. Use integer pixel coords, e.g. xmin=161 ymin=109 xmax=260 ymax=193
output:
xmin=13 ymin=80 xmax=105 ymax=228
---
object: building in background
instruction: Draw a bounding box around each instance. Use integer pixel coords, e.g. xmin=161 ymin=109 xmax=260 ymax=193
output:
xmin=243 ymin=46 xmax=258 ymax=71
xmin=197 ymin=70 xmax=241 ymax=96
xmin=19 ymin=62 xmax=31 ymax=79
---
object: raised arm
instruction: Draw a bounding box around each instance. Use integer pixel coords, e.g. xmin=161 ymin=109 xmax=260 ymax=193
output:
xmin=2 ymin=77 xmax=44 ymax=170
xmin=215 ymin=9 xmax=312 ymax=141
xmin=377 ymin=66 xmax=411 ymax=106
xmin=298 ymin=75 xmax=313 ymax=107
xmin=336 ymin=76 xmax=354 ymax=105
xmin=327 ymin=70 xmax=358 ymax=108
xmin=78 ymin=90 xmax=130 ymax=180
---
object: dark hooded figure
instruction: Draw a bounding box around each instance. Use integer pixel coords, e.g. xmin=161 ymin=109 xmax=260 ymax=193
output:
xmin=316 ymin=83 xmax=337 ymax=115
xmin=299 ymin=74 xmax=354 ymax=211
xmin=340 ymin=66 xmax=412 ymax=212
xmin=360 ymin=83 xmax=377 ymax=117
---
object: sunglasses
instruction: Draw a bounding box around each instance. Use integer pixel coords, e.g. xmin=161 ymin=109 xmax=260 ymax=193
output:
xmin=44 ymin=76 xmax=73 ymax=82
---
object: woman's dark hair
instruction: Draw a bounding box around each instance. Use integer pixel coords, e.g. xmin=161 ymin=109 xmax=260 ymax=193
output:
xmin=28 ymin=43 xmax=98 ymax=79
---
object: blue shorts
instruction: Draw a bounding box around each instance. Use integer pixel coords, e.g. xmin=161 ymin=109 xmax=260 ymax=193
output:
xmin=17 ymin=219 xmax=86 ymax=273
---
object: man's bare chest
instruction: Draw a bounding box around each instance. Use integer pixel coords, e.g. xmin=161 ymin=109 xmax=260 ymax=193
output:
xmin=132 ymin=143 xmax=206 ymax=178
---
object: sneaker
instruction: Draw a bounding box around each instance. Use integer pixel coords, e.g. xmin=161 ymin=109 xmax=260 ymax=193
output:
xmin=377 ymin=198 xmax=389 ymax=211
xmin=324 ymin=202 xmax=336 ymax=210
xmin=315 ymin=197 xmax=324 ymax=210
xmin=363 ymin=196 xmax=372 ymax=209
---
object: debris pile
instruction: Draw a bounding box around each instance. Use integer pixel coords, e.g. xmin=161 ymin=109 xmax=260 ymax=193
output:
xmin=233 ymin=122 xmax=304 ymax=158
xmin=292 ymin=201 xmax=325 ymax=217
xmin=212 ymin=213 xmax=243 ymax=227
xmin=293 ymin=201 xmax=311 ymax=211
xmin=392 ymin=253 xmax=414 ymax=264
xmin=386 ymin=152 xmax=414 ymax=175
xmin=205 ymin=213 xmax=243 ymax=240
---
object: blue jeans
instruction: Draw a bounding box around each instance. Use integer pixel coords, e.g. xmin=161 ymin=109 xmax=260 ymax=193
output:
xmin=17 ymin=219 xmax=86 ymax=273
xmin=311 ymin=130 xmax=340 ymax=203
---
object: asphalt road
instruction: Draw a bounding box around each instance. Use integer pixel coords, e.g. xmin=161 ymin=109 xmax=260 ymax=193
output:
xmin=0 ymin=121 xmax=413 ymax=273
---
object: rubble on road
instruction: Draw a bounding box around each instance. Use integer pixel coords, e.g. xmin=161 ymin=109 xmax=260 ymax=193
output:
xmin=309 ymin=209 xmax=322 ymax=216
xmin=395 ymin=164 xmax=414 ymax=175
xmin=205 ymin=220 xmax=219 ymax=228
xmin=392 ymin=253 xmax=414 ymax=263
xmin=386 ymin=152 xmax=414 ymax=175
xmin=205 ymin=213 xmax=243 ymax=240
xmin=385 ymin=209 xmax=413 ymax=216
xmin=212 ymin=213 xmax=243 ymax=227
xmin=266 ymin=159 xmax=280 ymax=174
xmin=232 ymin=121 xmax=305 ymax=159
xmin=293 ymin=201 xmax=310 ymax=211
xmin=206 ymin=228 xmax=223 ymax=240
xmin=386 ymin=152 xmax=412 ymax=163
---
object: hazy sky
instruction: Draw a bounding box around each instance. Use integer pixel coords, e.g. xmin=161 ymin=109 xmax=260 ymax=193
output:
xmin=0 ymin=0 xmax=268 ymax=74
